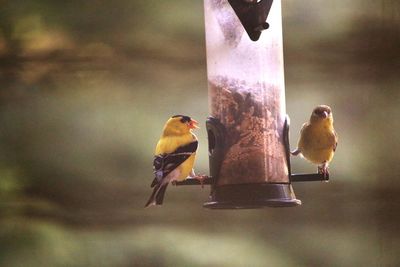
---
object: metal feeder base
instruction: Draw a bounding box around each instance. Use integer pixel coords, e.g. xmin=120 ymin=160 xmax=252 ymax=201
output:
xmin=204 ymin=183 xmax=301 ymax=209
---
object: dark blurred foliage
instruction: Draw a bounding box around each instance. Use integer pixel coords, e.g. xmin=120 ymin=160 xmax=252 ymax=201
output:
xmin=0 ymin=0 xmax=399 ymax=266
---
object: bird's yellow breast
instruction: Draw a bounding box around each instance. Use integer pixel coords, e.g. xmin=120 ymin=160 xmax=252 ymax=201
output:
xmin=298 ymin=123 xmax=336 ymax=164
xmin=177 ymin=154 xmax=196 ymax=181
xmin=155 ymin=133 xmax=197 ymax=181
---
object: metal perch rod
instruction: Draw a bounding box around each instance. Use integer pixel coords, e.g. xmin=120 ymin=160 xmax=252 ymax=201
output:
xmin=174 ymin=173 xmax=328 ymax=186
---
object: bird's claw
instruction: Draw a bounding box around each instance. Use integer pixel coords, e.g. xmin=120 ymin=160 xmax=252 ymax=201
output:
xmin=193 ymin=175 xmax=208 ymax=188
xmin=318 ymin=165 xmax=329 ymax=180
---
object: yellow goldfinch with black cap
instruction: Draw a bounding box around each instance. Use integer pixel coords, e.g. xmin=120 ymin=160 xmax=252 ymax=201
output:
xmin=291 ymin=105 xmax=338 ymax=177
xmin=145 ymin=115 xmax=201 ymax=208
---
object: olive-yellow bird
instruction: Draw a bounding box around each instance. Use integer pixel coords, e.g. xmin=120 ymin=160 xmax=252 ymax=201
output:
xmin=145 ymin=115 xmax=200 ymax=208
xmin=291 ymin=105 xmax=338 ymax=177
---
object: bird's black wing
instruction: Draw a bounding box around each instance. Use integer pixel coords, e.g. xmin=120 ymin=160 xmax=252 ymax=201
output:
xmin=151 ymin=141 xmax=198 ymax=187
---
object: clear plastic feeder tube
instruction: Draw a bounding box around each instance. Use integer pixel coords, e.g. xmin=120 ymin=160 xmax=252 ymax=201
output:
xmin=205 ymin=0 xmax=289 ymax=185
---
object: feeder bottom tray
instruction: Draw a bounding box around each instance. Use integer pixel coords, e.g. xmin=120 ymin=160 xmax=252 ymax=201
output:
xmin=204 ymin=183 xmax=301 ymax=209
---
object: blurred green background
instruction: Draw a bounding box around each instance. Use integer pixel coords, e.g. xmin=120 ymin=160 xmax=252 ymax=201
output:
xmin=0 ymin=0 xmax=399 ymax=266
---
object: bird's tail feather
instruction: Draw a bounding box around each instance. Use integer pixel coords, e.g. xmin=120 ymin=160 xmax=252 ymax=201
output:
xmin=150 ymin=178 xmax=157 ymax=188
xmin=145 ymin=183 xmax=168 ymax=208
xmin=155 ymin=183 xmax=168 ymax=205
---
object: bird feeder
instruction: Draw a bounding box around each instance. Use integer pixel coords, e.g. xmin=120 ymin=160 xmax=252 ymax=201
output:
xmin=176 ymin=0 xmax=328 ymax=208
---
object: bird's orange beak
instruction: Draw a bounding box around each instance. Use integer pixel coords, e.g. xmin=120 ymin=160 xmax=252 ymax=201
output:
xmin=188 ymin=119 xmax=200 ymax=129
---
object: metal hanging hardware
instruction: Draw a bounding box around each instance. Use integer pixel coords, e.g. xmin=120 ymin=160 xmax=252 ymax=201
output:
xmin=227 ymin=0 xmax=274 ymax=41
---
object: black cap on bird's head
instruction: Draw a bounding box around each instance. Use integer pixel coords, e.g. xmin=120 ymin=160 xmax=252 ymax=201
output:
xmin=172 ymin=114 xmax=192 ymax=123
xmin=169 ymin=114 xmax=199 ymax=130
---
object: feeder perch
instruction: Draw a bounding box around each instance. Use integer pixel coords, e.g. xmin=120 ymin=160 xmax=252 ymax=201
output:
xmin=175 ymin=0 xmax=329 ymax=208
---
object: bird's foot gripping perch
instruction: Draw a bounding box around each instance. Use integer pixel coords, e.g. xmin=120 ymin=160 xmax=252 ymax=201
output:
xmin=194 ymin=175 xmax=209 ymax=188
xmin=173 ymin=175 xmax=214 ymax=187
xmin=172 ymin=176 xmax=208 ymax=187
xmin=317 ymin=162 xmax=330 ymax=180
